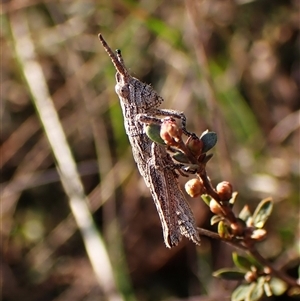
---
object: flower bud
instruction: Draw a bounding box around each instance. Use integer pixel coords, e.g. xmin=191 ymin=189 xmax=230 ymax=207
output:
xmin=250 ymin=229 xmax=267 ymax=241
xmin=186 ymin=136 xmax=203 ymax=157
xmin=209 ymin=198 xmax=224 ymax=215
xmin=245 ymin=271 xmax=257 ymax=283
xmin=160 ymin=118 xmax=183 ymax=146
xmin=185 ymin=178 xmax=204 ymax=198
xmin=216 ymin=181 xmax=233 ymax=201
xmin=230 ymin=218 xmax=246 ymax=236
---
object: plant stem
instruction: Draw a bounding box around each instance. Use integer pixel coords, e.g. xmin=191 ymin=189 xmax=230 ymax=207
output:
xmin=248 ymin=247 xmax=299 ymax=288
xmin=198 ymin=170 xmax=237 ymax=224
xmin=197 ymin=227 xmax=300 ymax=288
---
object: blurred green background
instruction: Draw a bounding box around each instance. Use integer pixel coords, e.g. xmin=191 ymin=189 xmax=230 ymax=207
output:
xmin=1 ymin=0 xmax=299 ymax=300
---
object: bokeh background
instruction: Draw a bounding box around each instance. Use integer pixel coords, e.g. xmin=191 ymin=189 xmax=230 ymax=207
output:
xmin=1 ymin=0 xmax=299 ymax=300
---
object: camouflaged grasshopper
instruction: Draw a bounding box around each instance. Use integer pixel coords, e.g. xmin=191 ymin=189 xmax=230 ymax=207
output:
xmin=98 ymin=34 xmax=200 ymax=248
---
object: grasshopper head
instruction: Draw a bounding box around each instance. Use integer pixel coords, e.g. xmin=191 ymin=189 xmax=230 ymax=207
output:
xmin=99 ymin=34 xmax=163 ymax=110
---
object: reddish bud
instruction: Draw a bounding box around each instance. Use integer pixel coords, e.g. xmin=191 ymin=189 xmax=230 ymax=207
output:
xmin=245 ymin=271 xmax=257 ymax=283
xmin=185 ymin=178 xmax=204 ymax=198
xmin=209 ymin=199 xmax=224 ymax=215
xmin=186 ymin=136 xmax=203 ymax=157
xmin=250 ymin=229 xmax=267 ymax=241
xmin=216 ymin=181 xmax=233 ymax=201
xmin=160 ymin=118 xmax=183 ymax=146
xmin=230 ymin=218 xmax=246 ymax=236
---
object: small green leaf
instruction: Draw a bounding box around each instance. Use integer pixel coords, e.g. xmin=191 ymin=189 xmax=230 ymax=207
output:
xmin=201 ymin=194 xmax=212 ymax=206
xmin=269 ymin=277 xmax=287 ymax=296
xmin=229 ymin=191 xmax=239 ymax=207
xmin=243 ymin=255 xmax=264 ymax=271
xmin=263 ymin=281 xmax=273 ymax=297
xmin=232 ymin=284 xmax=251 ymax=301
xmin=200 ymin=131 xmax=217 ymax=152
xmin=252 ymin=198 xmax=273 ymax=228
xmin=172 ymin=151 xmax=191 ymax=163
xmin=213 ymin=268 xmax=246 ymax=280
xmin=239 ymin=205 xmax=252 ymax=223
xmin=218 ymin=220 xmax=231 ymax=239
xmin=232 ymin=253 xmax=253 ymax=271
xmin=211 ymin=215 xmax=223 ymax=226
xmin=145 ymin=124 xmax=166 ymax=145
xmin=247 ymin=277 xmax=264 ymax=301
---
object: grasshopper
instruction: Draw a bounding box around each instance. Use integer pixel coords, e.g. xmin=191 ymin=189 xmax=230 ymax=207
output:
xmin=98 ymin=34 xmax=200 ymax=248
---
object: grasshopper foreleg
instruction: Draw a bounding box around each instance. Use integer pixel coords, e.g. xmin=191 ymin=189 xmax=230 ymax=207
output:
xmin=136 ymin=109 xmax=194 ymax=137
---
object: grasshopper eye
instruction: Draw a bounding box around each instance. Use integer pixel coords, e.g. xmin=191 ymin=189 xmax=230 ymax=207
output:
xmin=119 ymin=84 xmax=130 ymax=98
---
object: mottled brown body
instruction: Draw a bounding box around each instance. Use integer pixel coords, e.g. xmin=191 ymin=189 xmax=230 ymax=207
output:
xmin=99 ymin=34 xmax=200 ymax=248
